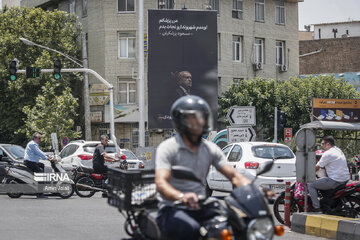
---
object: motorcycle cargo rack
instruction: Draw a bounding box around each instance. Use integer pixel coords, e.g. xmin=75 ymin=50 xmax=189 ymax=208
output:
xmin=107 ymin=168 xmax=157 ymax=211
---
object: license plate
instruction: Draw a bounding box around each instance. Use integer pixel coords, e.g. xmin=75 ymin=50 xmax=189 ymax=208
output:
xmin=128 ymin=163 xmax=136 ymax=168
xmin=269 ymin=184 xmax=286 ymax=191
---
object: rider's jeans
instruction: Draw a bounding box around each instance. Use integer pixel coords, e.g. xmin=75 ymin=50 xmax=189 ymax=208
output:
xmin=308 ymin=177 xmax=345 ymax=208
xmin=156 ymin=206 xmax=218 ymax=240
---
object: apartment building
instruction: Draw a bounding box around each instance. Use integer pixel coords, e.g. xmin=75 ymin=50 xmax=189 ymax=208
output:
xmin=21 ymin=0 xmax=301 ymax=149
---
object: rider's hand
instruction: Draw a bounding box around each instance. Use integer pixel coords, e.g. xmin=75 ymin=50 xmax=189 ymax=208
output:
xmin=180 ymin=192 xmax=199 ymax=209
xmin=262 ymin=187 xmax=277 ymax=198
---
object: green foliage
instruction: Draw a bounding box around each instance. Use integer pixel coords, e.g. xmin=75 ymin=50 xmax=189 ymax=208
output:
xmin=17 ymin=82 xmax=81 ymax=148
xmin=0 ymin=7 xmax=82 ymax=145
xmin=219 ymin=75 xmax=360 ymax=142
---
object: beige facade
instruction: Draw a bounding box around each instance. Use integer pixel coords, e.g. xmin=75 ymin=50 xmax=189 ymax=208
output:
xmin=21 ymin=0 xmax=300 ymax=150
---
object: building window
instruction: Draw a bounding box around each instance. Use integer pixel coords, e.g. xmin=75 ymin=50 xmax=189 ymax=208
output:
xmin=275 ymin=0 xmax=285 ymax=24
xmin=69 ymin=0 xmax=75 ymax=14
xmin=118 ymin=78 xmax=137 ymax=104
xmin=132 ymin=123 xmax=149 ymax=148
xmin=254 ymin=38 xmax=264 ymax=63
xmin=318 ymin=28 xmax=321 ymax=39
xmin=232 ymin=35 xmax=243 ymax=62
xmin=209 ymin=0 xmax=220 ymax=15
xmin=218 ymin=33 xmax=221 ymax=61
xmin=255 ymin=0 xmax=265 ymax=22
xmin=82 ymin=0 xmax=87 ymax=17
xmin=232 ymin=0 xmax=243 ymax=19
xmin=118 ymin=0 xmax=135 ymax=12
xmin=158 ymin=0 xmax=174 ymax=9
xmin=276 ymin=41 xmax=285 ymax=65
xmin=118 ymin=32 xmax=136 ymax=59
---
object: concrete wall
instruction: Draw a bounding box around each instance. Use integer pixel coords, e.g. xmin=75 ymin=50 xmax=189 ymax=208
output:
xmin=299 ymin=37 xmax=360 ymax=75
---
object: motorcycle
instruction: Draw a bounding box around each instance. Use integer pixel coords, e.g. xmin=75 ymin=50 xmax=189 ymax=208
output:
xmin=273 ymin=180 xmax=360 ymax=224
xmin=2 ymin=156 xmax=75 ymax=199
xmin=107 ymin=161 xmax=284 ymax=240
xmin=74 ymin=159 xmax=127 ymax=198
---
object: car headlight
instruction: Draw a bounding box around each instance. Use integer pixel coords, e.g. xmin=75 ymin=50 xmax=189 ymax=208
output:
xmin=246 ymin=218 xmax=274 ymax=240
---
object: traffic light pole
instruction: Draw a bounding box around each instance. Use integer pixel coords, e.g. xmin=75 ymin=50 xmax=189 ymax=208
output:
xmin=274 ymin=106 xmax=278 ymax=143
xmin=16 ymin=68 xmax=115 ymax=141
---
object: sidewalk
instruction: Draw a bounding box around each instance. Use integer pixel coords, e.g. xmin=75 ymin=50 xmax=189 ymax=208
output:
xmin=291 ymin=213 xmax=360 ymax=239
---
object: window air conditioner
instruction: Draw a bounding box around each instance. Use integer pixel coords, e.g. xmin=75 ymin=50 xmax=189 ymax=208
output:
xmin=279 ymin=64 xmax=288 ymax=72
xmin=253 ymin=62 xmax=263 ymax=71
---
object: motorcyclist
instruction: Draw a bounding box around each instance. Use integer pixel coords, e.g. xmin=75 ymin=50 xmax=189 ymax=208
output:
xmin=92 ymin=135 xmax=119 ymax=174
xmin=155 ymin=95 xmax=274 ymax=240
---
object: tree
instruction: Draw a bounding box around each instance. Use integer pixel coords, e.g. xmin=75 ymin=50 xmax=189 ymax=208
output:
xmin=0 ymin=7 xmax=82 ymax=145
xmin=219 ymin=75 xmax=360 ymax=141
xmin=218 ymin=78 xmax=276 ymax=140
xmin=18 ymin=82 xmax=81 ymax=149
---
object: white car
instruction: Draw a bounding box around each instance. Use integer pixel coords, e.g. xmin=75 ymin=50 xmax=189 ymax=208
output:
xmin=207 ymin=142 xmax=296 ymax=196
xmin=58 ymin=140 xmax=144 ymax=170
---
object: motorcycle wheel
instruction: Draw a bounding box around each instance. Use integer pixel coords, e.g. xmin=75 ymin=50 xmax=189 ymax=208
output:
xmin=75 ymin=176 xmax=96 ymax=198
xmin=273 ymin=192 xmax=300 ymax=224
xmin=6 ymin=178 xmax=23 ymax=198
xmin=343 ymin=196 xmax=360 ymax=218
xmin=57 ymin=183 xmax=75 ymax=199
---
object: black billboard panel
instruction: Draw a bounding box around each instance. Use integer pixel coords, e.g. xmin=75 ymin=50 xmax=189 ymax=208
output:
xmin=148 ymin=10 xmax=218 ymax=129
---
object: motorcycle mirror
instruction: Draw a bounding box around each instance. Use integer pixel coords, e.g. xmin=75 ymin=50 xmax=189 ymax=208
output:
xmin=171 ymin=166 xmax=202 ymax=183
xmin=256 ymin=161 xmax=274 ymax=176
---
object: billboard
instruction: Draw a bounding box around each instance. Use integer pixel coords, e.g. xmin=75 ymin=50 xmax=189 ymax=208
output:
xmin=148 ymin=10 xmax=218 ymax=129
xmin=312 ymin=98 xmax=360 ymax=122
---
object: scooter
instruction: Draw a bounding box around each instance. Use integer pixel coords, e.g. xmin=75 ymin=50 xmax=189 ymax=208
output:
xmin=107 ymin=161 xmax=284 ymax=240
xmin=2 ymin=156 xmax=75 ymax=199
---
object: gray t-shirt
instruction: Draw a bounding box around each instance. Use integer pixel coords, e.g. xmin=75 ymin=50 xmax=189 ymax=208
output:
xmin=155 ymin=134 xmax=227 ymax=208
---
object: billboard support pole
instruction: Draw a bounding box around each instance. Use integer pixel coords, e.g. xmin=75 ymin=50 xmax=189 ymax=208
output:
xmin=138 ymin=0 xmax=145 ymax=147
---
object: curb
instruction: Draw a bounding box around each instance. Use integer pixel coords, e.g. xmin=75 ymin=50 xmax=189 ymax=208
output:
xmin=291 ymin=213 xmax=360 ymax=239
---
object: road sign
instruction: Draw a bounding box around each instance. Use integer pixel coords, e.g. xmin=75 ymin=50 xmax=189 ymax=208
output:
xmin=284 ymin=128 xmax=292 ymax=142
xmin=226 ymin=106 xmax=256 ymax=126
xmin=62 ymin=136 xmax=69 ymax=146
xmin=227 ymin=126 xmax=256 ymax=143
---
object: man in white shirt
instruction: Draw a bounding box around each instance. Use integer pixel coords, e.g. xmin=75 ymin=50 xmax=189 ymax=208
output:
xmin=308 ymin=136 xmax=350 ymax=212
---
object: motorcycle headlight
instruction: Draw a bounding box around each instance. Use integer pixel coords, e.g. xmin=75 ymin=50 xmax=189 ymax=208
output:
xmin=246 ymin=218 xmax=274 ymax=240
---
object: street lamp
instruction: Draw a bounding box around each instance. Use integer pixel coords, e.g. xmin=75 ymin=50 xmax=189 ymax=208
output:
xmin=19 ymin=37 xmax=92 ymax=141
xmin=19 ymin=38 xmax=83 ymax=67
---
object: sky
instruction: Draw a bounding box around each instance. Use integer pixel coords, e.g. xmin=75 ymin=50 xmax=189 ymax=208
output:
xmin=298 ymin=0 xmax=360 ymax=30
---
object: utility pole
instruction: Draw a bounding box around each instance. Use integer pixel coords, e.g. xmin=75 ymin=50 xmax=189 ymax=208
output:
xmin=82 ymin=33 xmax=91 ymax=140
xmin=273 ymin=106 xmax=278 ymax=143
xmin=138 ymin=0 xmax=145 ymax=147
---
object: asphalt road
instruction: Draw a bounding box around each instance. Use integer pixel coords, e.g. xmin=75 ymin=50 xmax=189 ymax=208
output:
xmin=0 ymin=191 xmax=328 ymax=240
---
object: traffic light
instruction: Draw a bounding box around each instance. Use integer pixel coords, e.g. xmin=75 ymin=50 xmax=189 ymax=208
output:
xmin=277 ymin=110 xmax=286 ymax=129
xmin=53 ymin=59 xmax=62 ymax=80
xmin=26 ymin=67 xmax=41 ymax=78
xmin=9 ymin=60 xmax=17 ymax=81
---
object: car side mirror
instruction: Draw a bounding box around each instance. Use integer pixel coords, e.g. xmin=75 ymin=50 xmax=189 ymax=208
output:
xmin=171 ymin=165 xmax=202 ymax=183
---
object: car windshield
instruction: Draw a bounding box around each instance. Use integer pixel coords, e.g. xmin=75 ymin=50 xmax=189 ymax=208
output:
xmin=83 ymin=144 xmax=116 ymax=154
xmin=3 ymin=145 xmax=25 ymax=160
xmin=122 ymin=150 xmax=137 ymax=160
xmin=252 ymin=145 xmax=294 ymax=159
